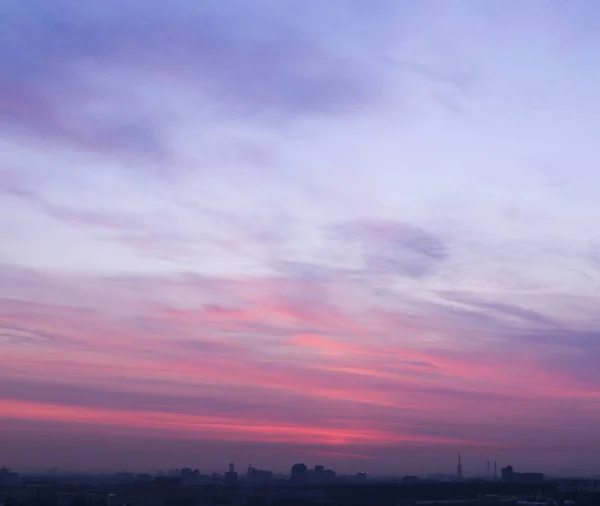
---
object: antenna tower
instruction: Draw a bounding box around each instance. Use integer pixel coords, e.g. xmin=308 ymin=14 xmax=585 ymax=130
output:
xmin=456 ymin=453 xmax=463 ymax=479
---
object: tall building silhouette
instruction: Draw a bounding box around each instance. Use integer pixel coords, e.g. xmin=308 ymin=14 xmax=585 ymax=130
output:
xmin=456 ymin=453 xmax=463 ymax=479
xmin=314 ymin=465 xmax=336 ymax=483
xmin=246 ymin=465 xmax=272 ymax=484
xmin=224 ymin=463 xmax=238 ymax=485
xmin=291 ymin=463 xmax=308 ymax=485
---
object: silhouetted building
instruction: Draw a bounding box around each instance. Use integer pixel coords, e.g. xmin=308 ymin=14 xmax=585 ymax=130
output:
xmin=313 ymin=465 xmax=336 ymax=484
xmin=180 ymin=468 xmax=200 ymax=485
xmin=291 ymin=464 xmax=308 ymax=485
xmin=246 ymin=465 xmax=272 ymax=484
xmin=0 ymin=468 xmax=21 ymax=486
xmin=501 ymin=465 xmax=512 ymax=481
xmin=224 ymin=463 xmax=238 ymax=486
xmin=501 ymin=465 xmax=544 ymax=483
xmin=254 ymin=470 xmax=272 ymax=484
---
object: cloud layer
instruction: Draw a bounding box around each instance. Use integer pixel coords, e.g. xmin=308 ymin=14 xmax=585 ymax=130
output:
xmin=2 ymin=0 xmax=600 ymax=476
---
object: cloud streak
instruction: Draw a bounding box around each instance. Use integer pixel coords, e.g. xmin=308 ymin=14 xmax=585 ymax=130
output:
xmin=2 ymin=265 xmax=600 ymax=472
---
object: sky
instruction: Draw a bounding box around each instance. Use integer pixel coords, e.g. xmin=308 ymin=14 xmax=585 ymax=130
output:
xmin=1 ymin=0 xmax=600 ymax=478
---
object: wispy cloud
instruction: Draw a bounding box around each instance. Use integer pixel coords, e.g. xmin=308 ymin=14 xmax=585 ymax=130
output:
xmin=2 ymin=0 xmax=600 ymax=475
xmin=1 ymin=265 xmax=600 ymax=472
xmin=331 ymin=220 xmax=448 ymax=278
xmin=0 ymin=0 xmax=381 ymax=166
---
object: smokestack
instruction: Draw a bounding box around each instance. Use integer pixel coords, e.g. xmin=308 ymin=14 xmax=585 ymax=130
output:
xmin=487 ymin=460 xmax=490 ymax=477
xmin=494 ymin=461 xmax=497 ymax=479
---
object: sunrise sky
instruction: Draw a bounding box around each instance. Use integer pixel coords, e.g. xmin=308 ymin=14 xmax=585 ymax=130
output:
xmin=1 ymin=0 xmax=600 ymax=477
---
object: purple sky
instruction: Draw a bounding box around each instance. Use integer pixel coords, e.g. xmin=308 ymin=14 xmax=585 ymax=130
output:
xmin=2 ymin=0 xmax=600 ymax=477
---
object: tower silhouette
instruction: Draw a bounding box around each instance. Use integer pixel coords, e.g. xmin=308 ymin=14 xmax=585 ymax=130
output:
xmin=456 ymin=453 xmax=463 ymax=479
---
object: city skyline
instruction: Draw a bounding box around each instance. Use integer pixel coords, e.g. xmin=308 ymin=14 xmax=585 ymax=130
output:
xmin=0 ymin=460 xmax=543 ymax=481
xmin=2 ymin=1 xmax=600 ymax=476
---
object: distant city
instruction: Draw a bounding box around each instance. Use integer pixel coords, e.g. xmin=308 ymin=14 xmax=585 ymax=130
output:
xmin=1 ymin=457 xmax=599 ymax=506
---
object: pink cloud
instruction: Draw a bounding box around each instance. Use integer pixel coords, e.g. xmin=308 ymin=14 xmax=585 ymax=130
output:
xmin=0 ymin=398 xmax=499 ymax=449
xmin=2 ymin=268 xmax=600 ymax=472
